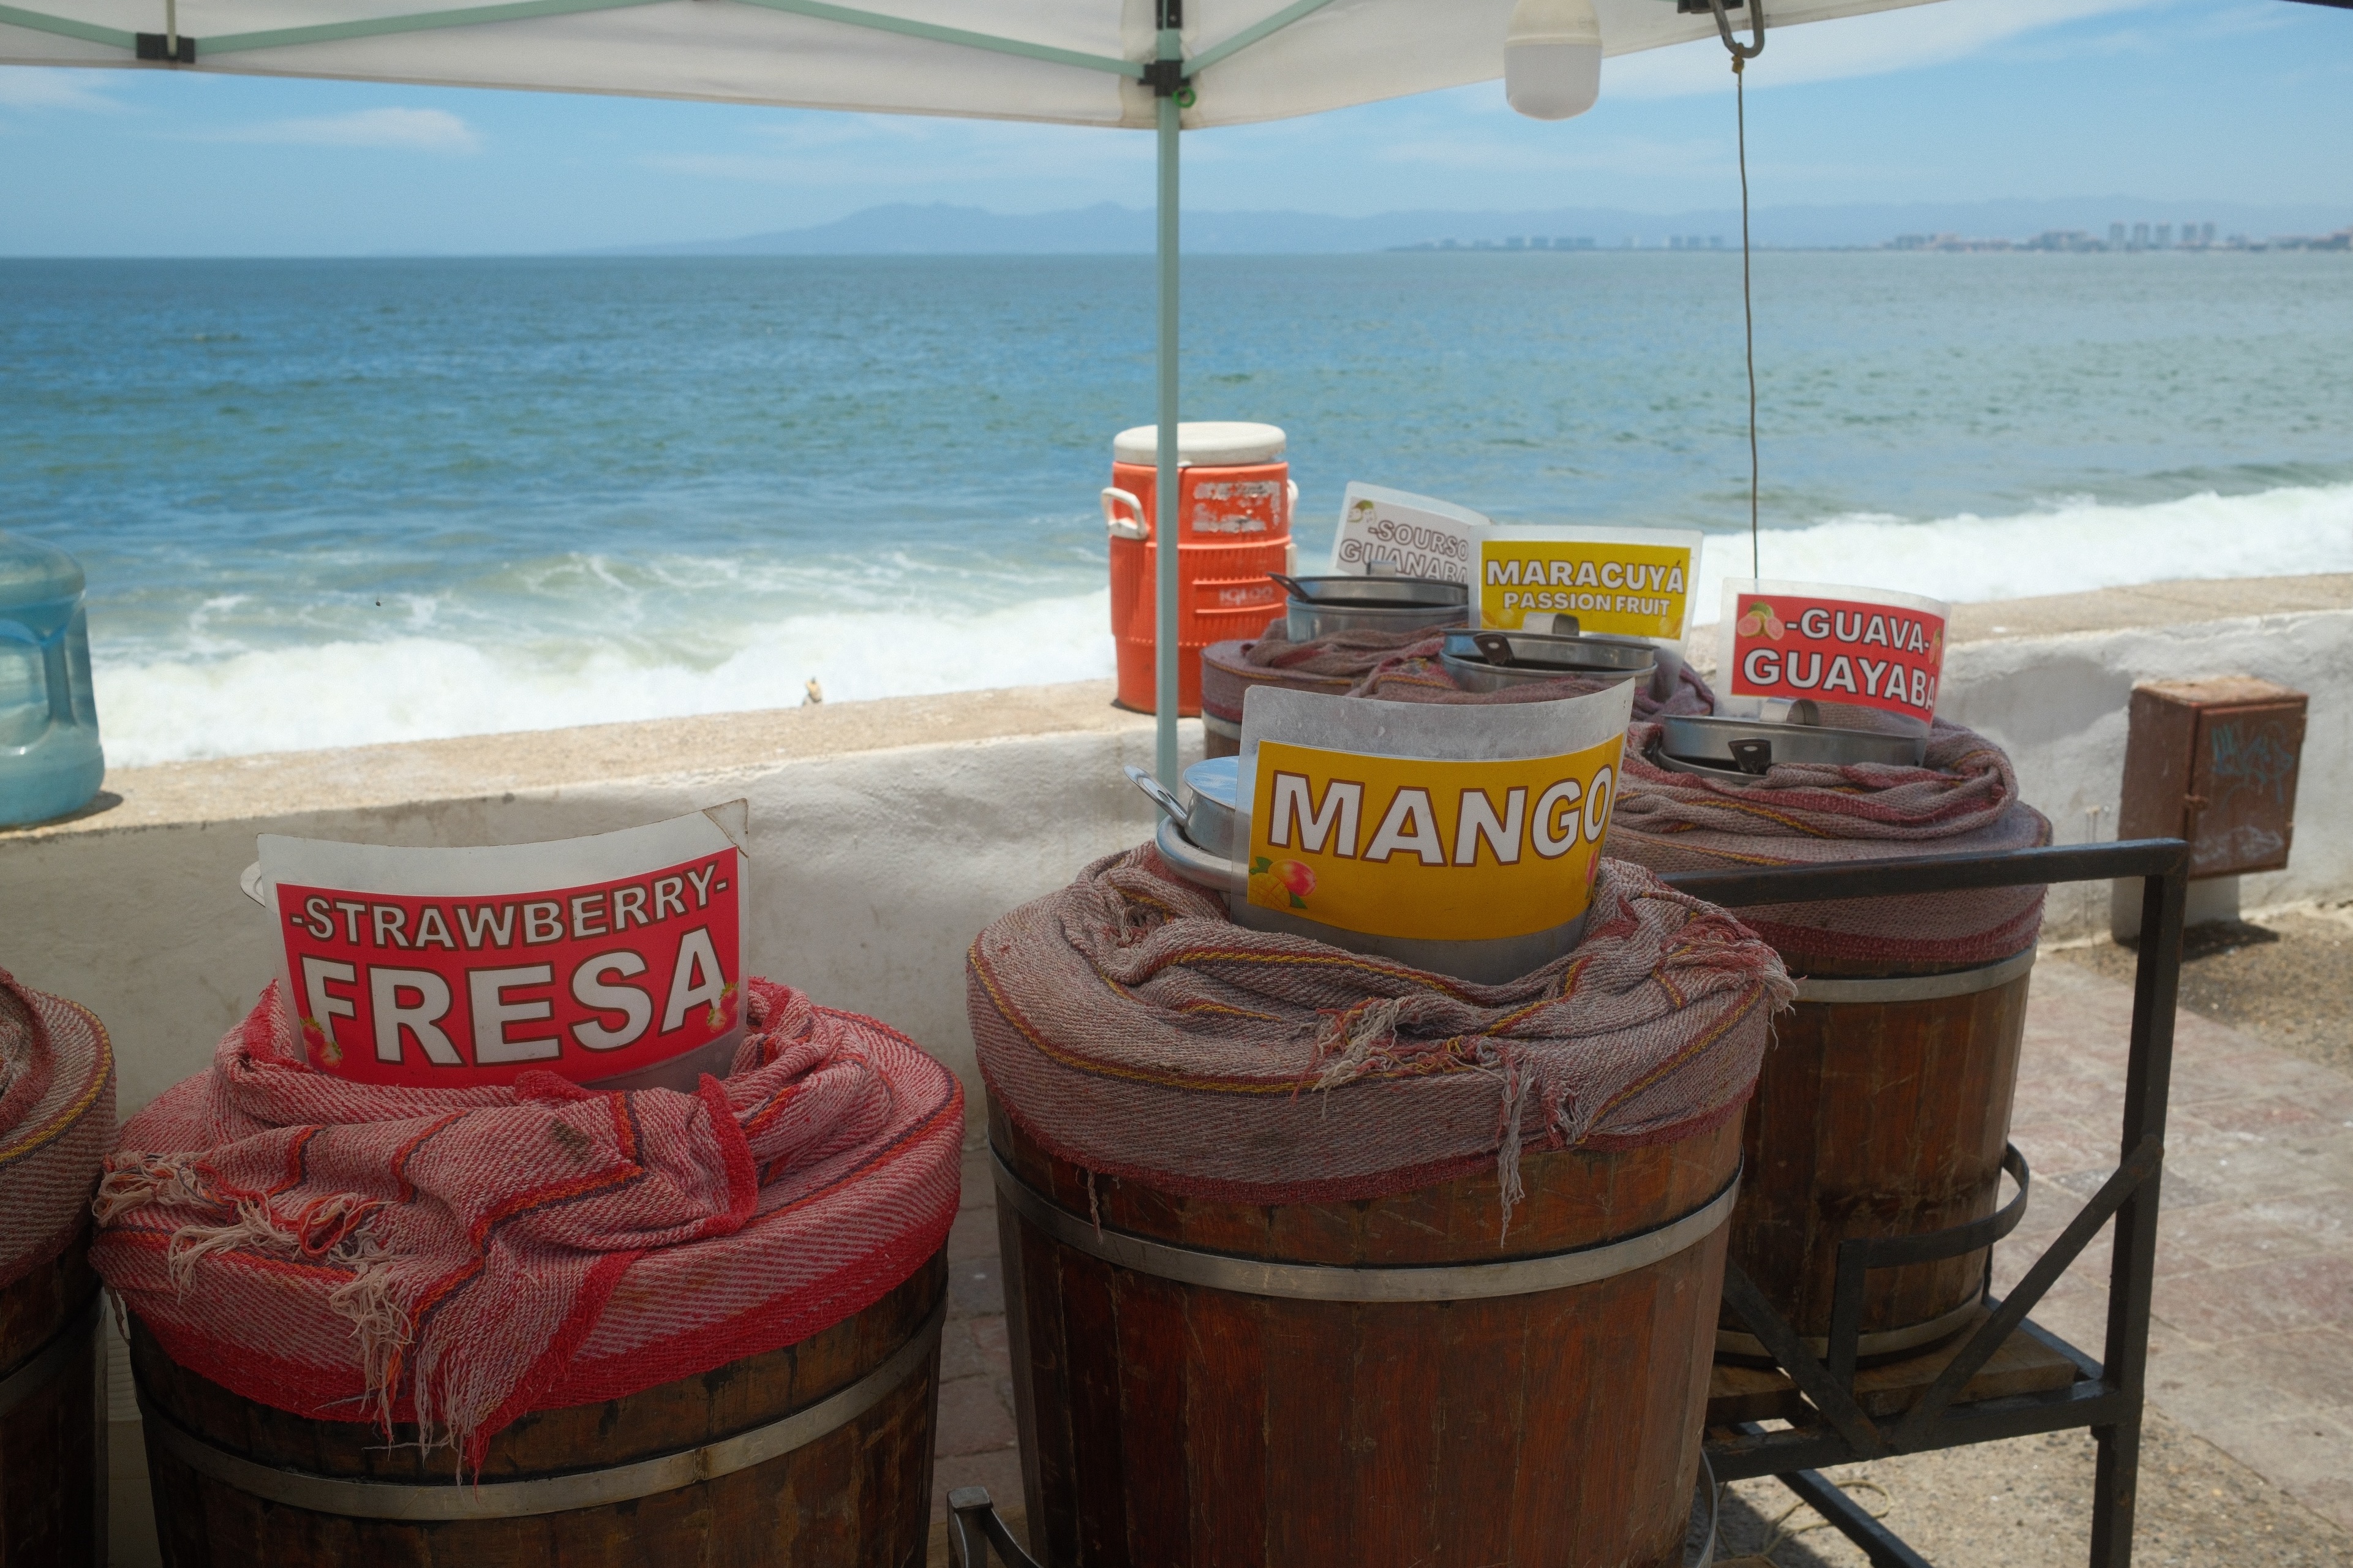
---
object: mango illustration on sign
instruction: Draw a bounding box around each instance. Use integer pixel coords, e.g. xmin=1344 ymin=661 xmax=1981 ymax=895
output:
xmin=1246 ymin=737 xmax=1622 ymax=943
xmin=1248 ymin=856 xmax=1317 ymax=910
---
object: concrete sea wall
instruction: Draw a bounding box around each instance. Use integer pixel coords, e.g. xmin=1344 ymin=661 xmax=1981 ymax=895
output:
xmin=1 ymin=573 xmax=2345 ymax=1123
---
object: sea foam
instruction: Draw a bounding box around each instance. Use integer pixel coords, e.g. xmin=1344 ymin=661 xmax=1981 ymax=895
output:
xmin=92 ymin=482 xmax=2353 ymax=767
xmin=96 ymin=590 xmax=1116 ymax=767
xmin=1692 ymin=482 xmax=2353 ymax=621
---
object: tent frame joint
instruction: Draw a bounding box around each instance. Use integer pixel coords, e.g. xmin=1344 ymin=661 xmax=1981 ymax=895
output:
xmin=1141 ymin=58 xmax=1189 ymax=98
xmin=135 ymin=29 xmax=193 ymax=59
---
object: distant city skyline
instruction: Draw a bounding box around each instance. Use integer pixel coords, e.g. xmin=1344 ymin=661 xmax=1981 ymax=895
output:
xmin=2 ymin=0 xmax=2349 ymax=255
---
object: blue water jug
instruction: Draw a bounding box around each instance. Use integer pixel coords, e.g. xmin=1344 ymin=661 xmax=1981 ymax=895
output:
xmin=0 ymin=532 xmax=104 ymax=827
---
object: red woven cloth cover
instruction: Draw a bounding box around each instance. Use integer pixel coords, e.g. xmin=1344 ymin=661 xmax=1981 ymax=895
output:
xmin=1197 ymin=625 xmax=1423 ymax=726
xmin=1608 ymin=720 xmax=2051 ymax=971
xmin=1201 ymin=627 xmax=1717 ymax=725
xmin=0 ymin=970 xmax=115 ymax=1290
xmin=968 ymin=850 xmax=1790 ymax=1226
xmin=92 ymin=978 xmax=959 ymax=1463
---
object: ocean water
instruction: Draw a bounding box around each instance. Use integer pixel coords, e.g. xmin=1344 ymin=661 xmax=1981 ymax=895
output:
xmin=3 ymin=251 xmax=2349 ymax=766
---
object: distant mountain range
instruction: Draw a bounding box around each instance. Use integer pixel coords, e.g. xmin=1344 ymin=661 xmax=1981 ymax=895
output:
xmin=603 ymin=198 xmax=2353 ymax=255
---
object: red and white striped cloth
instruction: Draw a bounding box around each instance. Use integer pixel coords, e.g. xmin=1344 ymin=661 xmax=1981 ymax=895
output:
xmin=1610 ymin=720 xmax=2050 ymax=971
xmin=92 ymin=977 xmax=958 ymax=1465
xmin=0 ymin=969 xmax=115 ymax=1291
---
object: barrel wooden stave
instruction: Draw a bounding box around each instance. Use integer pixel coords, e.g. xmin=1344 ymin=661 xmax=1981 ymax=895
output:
xmin=0 ymin=1231 xmax=104 ymax=1568
xmin=994 ymin=1103 xmax=1736 ymax=1568
xmin=1726 ymin=967 xmax=2028 ymax=1347
xmin=135 ymin=1251 xmax=944 ymax=1567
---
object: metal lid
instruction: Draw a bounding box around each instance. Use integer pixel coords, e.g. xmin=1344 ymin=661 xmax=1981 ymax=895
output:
xmin=1271 ymin=573 xmax=1467 ymax=611
xmin=1183 ymin=755 xmax=1238 ymax=812
xmin=1441 ymin=627 xmax=1659 ymax=676
xmin=1113 ymin=422 xmax=1286 ymax=467
xmin=1654 ymin=713 xmax=1926 ymax=777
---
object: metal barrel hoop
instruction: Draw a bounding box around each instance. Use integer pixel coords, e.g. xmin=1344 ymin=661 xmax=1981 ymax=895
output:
xmin=992 ymin=1147 xmax=1739 ymax=1303
xmin=135 ymin=1295 xmax=946 ymax=1521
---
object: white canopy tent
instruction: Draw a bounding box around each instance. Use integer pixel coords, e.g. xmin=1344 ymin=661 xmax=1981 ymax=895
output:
xmin=2 ymin=0 xmax=1949 ymax=780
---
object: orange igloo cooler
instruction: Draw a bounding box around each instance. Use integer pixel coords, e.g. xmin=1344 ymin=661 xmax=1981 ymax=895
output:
xmin=1104 ymin=421 xmax=1293 ymax=714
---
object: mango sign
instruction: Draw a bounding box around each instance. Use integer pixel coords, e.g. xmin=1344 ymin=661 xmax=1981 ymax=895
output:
xmin=1722 ymin=581 xmax=1949 ymax=726
xmin=257 ymin=807 xmax=747 ymax=1090
xmin=1246 ymin=736 xmax=1622 ymax=943
xmin=1477 ymin=527 xmax=1700 ymax=640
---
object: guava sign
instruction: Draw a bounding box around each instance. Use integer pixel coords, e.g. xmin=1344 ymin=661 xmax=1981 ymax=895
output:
xmin=1246 ymin=736 xmax=1622 ymax=943
xmin=1723 ymin=582 xmax=1948 ymax=726
xmin=257 ymin=807 xmax=747 ymax=1090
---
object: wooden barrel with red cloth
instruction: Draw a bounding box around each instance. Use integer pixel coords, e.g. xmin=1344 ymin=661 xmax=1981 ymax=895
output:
xmin=96 ymin=978 xmax=960 ymax=1567
xmin=0 ymin=973 xmax=115 ymax=1568
xmin=969 ymin=853 xmax=1788 ymax=1567
xmin=1723 ymin=950 xmax=2033 ymax=1359
xmin=0 ymin=1234 xmax=105 ymax=1568
xmin=993 ymin=1107 xmax=1734 ymax=1568
xmin=130 ymin=1254 xmax=944 ymax=1566
xmin=1609 ymin=722 xmax=2047 ymax=1360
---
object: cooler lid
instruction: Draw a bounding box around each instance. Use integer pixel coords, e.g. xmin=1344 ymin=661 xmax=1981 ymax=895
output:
xmin=1113 ymin=422 xmax=1287 ymax=467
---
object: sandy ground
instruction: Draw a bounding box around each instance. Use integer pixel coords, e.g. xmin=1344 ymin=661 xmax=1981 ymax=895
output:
xmin=1706 ymin=1408 xmax=2351 ymax=1566
xmin=2049 ymin=905 xmax=2353 ymax=1079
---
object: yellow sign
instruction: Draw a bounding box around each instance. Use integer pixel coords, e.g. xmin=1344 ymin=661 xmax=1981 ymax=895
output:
xmin=1478 ymin=540 xmax=1693 ymax=639
xmin=1247 ymin=736 xmax=1624 ymax=943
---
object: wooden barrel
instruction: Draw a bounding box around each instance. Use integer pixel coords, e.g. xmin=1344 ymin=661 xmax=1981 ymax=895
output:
xmin=1720 ymin=948 xmax=2033 ymax=1360
xmin=132 ymin=1251 xmax=946 ymax=1566
xmin=0 ymin=1231 xmax=105 ymax=1568
xmin=992 ymin=1102 xmax=1739 ymax=1568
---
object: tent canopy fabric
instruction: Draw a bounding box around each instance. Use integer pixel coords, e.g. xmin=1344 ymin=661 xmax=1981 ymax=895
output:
xmin=1 ymin=0 xmax=1946 ymax=127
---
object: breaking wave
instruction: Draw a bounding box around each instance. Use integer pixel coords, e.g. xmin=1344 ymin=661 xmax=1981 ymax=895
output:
xmin=91 ymin=481 xmax=2352 ymax=766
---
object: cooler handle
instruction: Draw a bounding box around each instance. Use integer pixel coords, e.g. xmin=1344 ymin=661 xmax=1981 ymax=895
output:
xmin=1101 ymin=487 xmax=1149 ymax=540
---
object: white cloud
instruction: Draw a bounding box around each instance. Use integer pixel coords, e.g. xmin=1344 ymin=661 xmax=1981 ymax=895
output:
xmin=0 ymin=66 xmax=124 ymax=111
xmin=1603 ymin=0 xmax=2166 ymax=98
xmin=208 ymin=106 xmax=479 ymax=153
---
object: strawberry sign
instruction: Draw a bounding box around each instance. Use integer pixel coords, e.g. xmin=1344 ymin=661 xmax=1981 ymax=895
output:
xmin=253 ymin=805 xmax=749 ymax=1091
xmin=1719 ymin=581 xmax=1949 ymax=729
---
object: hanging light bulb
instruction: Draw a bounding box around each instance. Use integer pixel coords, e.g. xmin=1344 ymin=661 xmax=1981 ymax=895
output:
xmin=1505 ymin=0 xmax=1603 ymax=120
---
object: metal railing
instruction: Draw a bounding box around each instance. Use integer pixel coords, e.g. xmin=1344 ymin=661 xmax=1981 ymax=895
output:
xmin=1665 ymin=838 xmax=2186 ymax=1568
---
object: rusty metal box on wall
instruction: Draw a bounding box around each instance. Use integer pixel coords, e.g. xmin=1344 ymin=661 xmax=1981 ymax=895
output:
xmin=2117 ymin=676 xmax=2307 ymax=880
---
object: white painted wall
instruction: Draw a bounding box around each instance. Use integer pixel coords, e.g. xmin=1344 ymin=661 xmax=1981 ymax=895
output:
xmin=1941 ymin=606 xmax=2351 ymax=939
xmin=0 ymin=724 xmax=1191 ymax=1123
xmin=2 ymin=607 xmax=2344 ymax=1128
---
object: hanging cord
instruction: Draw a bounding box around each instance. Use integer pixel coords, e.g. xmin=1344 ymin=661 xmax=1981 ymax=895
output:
xmin=1707 ymin=0 xmax=1764 ymax=574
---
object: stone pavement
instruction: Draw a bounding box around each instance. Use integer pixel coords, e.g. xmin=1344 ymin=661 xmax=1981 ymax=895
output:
xmin=927 ymin=953 xmax=2353 ymax=1563
xmin=1998 ymin=959 xmax=2353 ymax=1536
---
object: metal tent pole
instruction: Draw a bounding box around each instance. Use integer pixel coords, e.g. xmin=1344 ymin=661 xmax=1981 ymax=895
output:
xmin=1152 ymin=13 xmax=1183 ymax=788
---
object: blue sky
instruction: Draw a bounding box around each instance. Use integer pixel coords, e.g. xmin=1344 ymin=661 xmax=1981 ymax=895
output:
xmin=1 ymin=0 xmax=2347 ymax=254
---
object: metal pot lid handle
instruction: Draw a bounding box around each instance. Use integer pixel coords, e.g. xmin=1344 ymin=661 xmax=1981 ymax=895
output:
xmin=1123 ymin=764 xmax=1191 ymax=829
xmin=1263 ymin=570 xmax=1312 ymax=601
xmin=1471 ymin=631 xmax=1519 ymax=667
xmin=1728 ymin=737 xmax=1774 ymax=775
